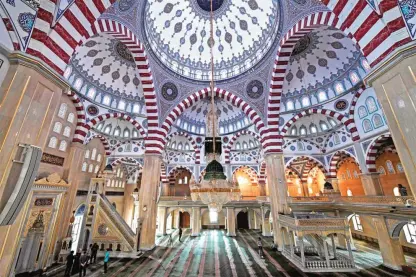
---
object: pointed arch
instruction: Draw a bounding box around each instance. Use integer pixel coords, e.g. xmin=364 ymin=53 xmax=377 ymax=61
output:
xmin=224 ymin=130 xmax=262 ymax=164
xmin=328 ymin=150 xmax=360 ymax=178
xmin=365 ymin=132 xmax=392 ymax=173
xmin=85 ymin=134 xmax=110 ymax=155
xmin=166 ymin=132 xmax=200 ymax=164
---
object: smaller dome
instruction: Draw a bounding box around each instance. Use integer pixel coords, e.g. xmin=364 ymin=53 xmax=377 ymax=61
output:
xmin=204 ymin=160 xmax=227 ymax=180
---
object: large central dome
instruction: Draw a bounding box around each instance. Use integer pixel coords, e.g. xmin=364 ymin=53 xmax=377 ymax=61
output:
xmin=144 ymin=0 xmax=280 ymax=81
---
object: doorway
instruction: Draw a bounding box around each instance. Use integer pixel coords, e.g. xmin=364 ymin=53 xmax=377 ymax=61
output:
xmin=237 ymin=212 xmax=249 ymax=229
xmin=179 ymin=212 xmax=190 ymax=228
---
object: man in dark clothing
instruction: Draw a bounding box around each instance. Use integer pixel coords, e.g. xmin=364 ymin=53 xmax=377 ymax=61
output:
xmin=71 ymin=250 xmax=81 ymax=275
xmin=398 ymin=184 xmax=408 ymax=196
xmin=79 ymin=251 xmax=88 ymax=277
xmin=65 ymin=251 xmax=74 ymax=276
xmin=178 ymin=228 xmax=183 ymax=242
xmin=91 ymin=243 xmax=99 ymax=264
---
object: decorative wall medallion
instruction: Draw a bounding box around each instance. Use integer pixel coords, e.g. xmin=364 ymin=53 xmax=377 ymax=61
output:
xmin=41 ymin=153 xmax=64 ymax=166
xmin=34 ymin=198 xmax=54 ymax=206
xmin=335 ymin=99 xmax=348 ymax=111
xmin=18 ymin=12 xmax=35 ymax=33
xmin=292 ymin=35 xmax=311 ymax=56
xmin=87 ymin=105 xmax=99 ymax=116
xmin=114 ymin=41 xmax=135 ymax=63
xmin=98 ymin=223 xmax=109 ymax=236
xmin=290 ymin=145 xmax=296 ymax=151
xmin=306 ymin=145 xmax=312 ymax=150
xmin=316 ymin=137 xmax=324 ymax=143
xmin=161 ymin=82 xmax=178 ymax=101
xmin=399 ymin=0 xmax=416 ymax=39
xmin=118 ymin=0 xmax=135 ymax=12
xmin=279 ymin=117 xmax=285 ymax=126
xmin=222 ymin=136 xmax=229 ymax=143
xmin=246 ymin=80 xmax=264 ymax=99
xmin=196 ymin=137 xmax=203 ymax=144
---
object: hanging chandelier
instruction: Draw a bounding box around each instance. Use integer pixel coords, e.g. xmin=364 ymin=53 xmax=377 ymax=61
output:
xmin=190 ymin=0 xmax=240 ymax=212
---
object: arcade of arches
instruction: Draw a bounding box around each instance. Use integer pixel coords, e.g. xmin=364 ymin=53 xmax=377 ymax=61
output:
xmin=1 ymin=0 xmax=416 ymax=276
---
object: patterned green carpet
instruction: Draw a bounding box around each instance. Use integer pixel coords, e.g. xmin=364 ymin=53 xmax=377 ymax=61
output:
xmin=53 ymin=229 xmax=414 ymax=277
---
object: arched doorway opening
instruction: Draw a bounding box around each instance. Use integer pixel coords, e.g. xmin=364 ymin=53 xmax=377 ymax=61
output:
xmin=71 ymin=204 xmax=86 ymax=252
xmin=168 ymin=167 xmax=192 ymax=197
xmin=236 ymin=211 xmax=249 ymax=229
xmin=179 ymin=211 xmax=191 ymax=228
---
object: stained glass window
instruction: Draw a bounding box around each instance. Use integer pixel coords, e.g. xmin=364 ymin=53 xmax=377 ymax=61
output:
xmin=113 ymin=127 xmax=121 ymax=137
xmin=328 ymin=118 xmax=337 ymax=127
xmin=362 ymin=119 xmax=373 ymax=132
xmin=81 ymin=162 xmax=87 ymax=172
xmin=67 ymin=113 xmax=75 ymax=124
xmin=365 ymin=97 xmax=378 ymax=113
xmin=236 ymin=142 xmax=241 ymax=150
xmin=372 ymin=114 xmax=383 ymax=128
xmin=386 ymin=160 xmax=395 ymax=174
xmin=94 ymin=165 xmax=100 ymax=174
xmin=88 ymin=164 xmax=93 ymax=173
xmin=378 ymin=166 xmax=386 ymax=175
xmin=334 ymin=83 xmax=345 ymax=94
xmin=397 ymin=163 xmax=404 ymax=173
xmin=87 ymin=88 xmax=96 ymax=99
xmin=243 ymin=142 xmax=248 ymax=149
xmin=74 ymin=78 xmax=83 ymax=90
xmin=320 ymin=121 xmax=328 ymax=131
xmin=318 ymin=91 xmax=327 ymax=102
xmin=291 ymin=127 xmax=297 ymax=136
xmin=404 ymin=222 xmax=416 ymax=244
xmin=185 ymin=143 xmax=190 ymax=150
xmin=103 ymin=95 xmax=111 ymax=106
xmin=133 ymin=130 xmax=139 ymax=138
xmin=350 ymin=71 xmax=360 ymax=84
xmin=286 ymin=100 xmax=294 ymax=111
xmin=362 ymin=59 xmax=371 ymax=71
xmin=64 ymin=67 xmax=72 ymax=79
xmin=118 ymin=100 xmax=126 ymax=110
xmin=300 ymin=126 xmax=307 ymax=135
xmin=358 ymin=106 xmax=368 ymax=119
xmin=59 ymin=140 xmax=68 ymax=152
xmin=58 ymin=103 xmax=68 ymax=118
xmin=123 ymin=128 xmax=130 ymax=138
xmin=48 ymin=137 xmax=58 ymax=148
xmin=91 ymin=148 xmax=97 ymax=160
xmin=302 ymin=97 xmax=310 ymax=107
xmin=97 ymin=154 xmax=102 ymax=162
xmin=178 ymin=143 xmax=183 ymax=150
xmin=63 ymin=126 xmax=71 ymax=137
xmin=310 ymin=124 xmax=317 ymax=134
xmin=53 ymin=122 xmax=62 ymax=133
xmin=104 ymin=125 xmax=111 ymax=134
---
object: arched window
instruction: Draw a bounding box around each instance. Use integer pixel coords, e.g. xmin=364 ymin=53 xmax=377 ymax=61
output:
xmin=291 ymin=127 xmax=297 ymax=136
xmin=96 ymin=122 xmax=104 ymax=131
xmin=88 ymin=164 xmax=93 ymax=173
xmin=372 ymin=114 xmax=383 ymax=128
xmin=67 ymin=113 xmax=75 ymax=123
xmin=104 ymin=125 xmax=112 ymax=134
xmin=310 ymin=124 xmax=317 ymax=134
xmin=53 ymin=122 xmax=62 ymax=133
xmin=358 ymin=106 xmax=368 ymax=119
xmin=334 ymin=83 xmax=345 ymax=94
xmin=362 ymin=119 xmax=373 ymax=132
xmin=118 ymin=100 xmax=126 ymax=110
xmin=64 ymin=66 xmax=72 ymax=79
xmin=85 ymin=149 xmax=90 ymax=159
xmin=63 ymin=126 xmax=71 ymax=137
xmin=113 ymin=127 xmax=121 ymax=137
xmin=103 ymin=95 xmax=111 ymax=106
xmin=94 ymin=165 xmax=100 ymax=174
xmin=301 ymin=97 xmax=310 ymax=107
xmin=297 ymin=142 xmax=304 ymax=151
xmin=171 ymin=142 xmax=176 ymax=149
xmin=397 ymin=163 xmax=404 ymax=173
xmin=132 ymin=130 xmax=139 ymax=138
xmin=185 ymin=143 xmax=190 ymax=150
xmin=191 ymin=125 xmax=196 ymax=133
xmin=97 ymin=154 xmax=102 ymax=162
xmin=365 ymin=97 xmax=378 ymax=113
xmin=91 ymin=148 xmax=97 ymax=160
xmin=48 ymin=137 xmax=58 ymax=148
xmin=244 ymin=117 xmax=250 ymax=125
xmin=243 ymin=142 xmax=248 ymax=149
xmin=351 ymin=215 xmax=363 ymax=231
xmin=125 ymin=143 xmax=132 ymax=152
xmin=87 ymin=88 xmax=96 ymax=99
xmin=236 ymin=121 xmax=242 ymax=129
xmin=59 ymin=140 xmax=68 ymax=152
xmin=249 ymin=141 xmax=254 ymax=148
xmin=81 ymin=162 xmax=87 ymax=172
xmin=74 ymin=78 xmax=83 ymax=90
xmin=317 ymin=91 xmax=327 ymax=102
xmin=334 ymin=134 xmax=340 ymax=145
xmin=117 ymin=168 xmax=121 ymax=178
xmin=300 ymin=126 xmax=307 ymax=136
xmin=320 ymin=121 xmax=329 ymax=131
xmin=362 ymin=59 xmax=371 ymax=71
xmin=184 ymin=176 xmax=188 ymax=184
xmin=286 ymin=100 xmax=294 ymax=111
xmin=219 ymin=126 xmax=225 ymax=134
xmin=58 ymin=103 xmax=68 ymax=118
xmin=183 ymin=122 xmax=188 ymax=130
xmin=229 ymin=124 xmax=234 ymax=132
xmin=200 ymin=127 xmax=205 ymax=134
xmin=386 ymin=160 xmax=395 ymax=174
xmin=236 ymin=142 xmax=241 ymax=150
xmin=133 ymin=104 xmax=140 ymax=113
xmin=178 ymin=143 xmax=183 ymax=150
xmin=328 ymin=118 xmax=337 ymax=127
xmin=177 ymin=118 xmax=182 ymax=126
xmin=403 ymin=222 xmax=416 ymax=244
xmin=349 ymin=71 xmax=360 ymax=84
xmin=123 ymin=128 xmax=130 ymax=138
xmin=378 ymin=166 xmax=386 ymax=175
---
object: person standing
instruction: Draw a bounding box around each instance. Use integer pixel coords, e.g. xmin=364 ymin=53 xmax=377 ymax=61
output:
xmin=79 ymin=251 xmax=88 ymax=277
xmin=257 ymin=237 xmax=264 ymax=258
xmin=91 ymin=243 xmax=98 ymax=264
xmin=104 ymin=248 xmax=110 ymax=273
xmin=178 ymin=228 xmax=183 ymax=242
xmin=398 ymin=184 xmax=408 ymax=196
xmin=64 ymin=251 xmax=75 ymax=276
xmin=71 ymin=250 xmax=81 ymax=275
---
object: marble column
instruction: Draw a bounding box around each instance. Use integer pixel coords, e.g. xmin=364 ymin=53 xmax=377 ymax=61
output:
xmin=264 ymin=153 xmax=289 ymax=248
xmin=157 ymin=207 xmax=167 ymax=236
xmin=258 ymin=183 xmax=266 ymax=196
xmin=191 ymin=207 xmax=201 ymax=236
xmin=372 ymin=216 xmax=406 ymax=270
xmin=365 ymin=47 xmax=416 ymax=197
xmin=261 ymin=206 xmax=272 ymax=237
xmin=137 ymin=154 xmax=162 ymax=250
xmin=226 ymin=207 xmax=236 ymax=236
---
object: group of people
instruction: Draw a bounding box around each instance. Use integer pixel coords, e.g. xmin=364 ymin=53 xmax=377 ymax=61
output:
xmin=65 ymin=243 xmax=110 ymax=276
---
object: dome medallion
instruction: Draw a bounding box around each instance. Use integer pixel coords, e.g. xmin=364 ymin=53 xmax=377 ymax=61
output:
xmin=144 ymin=0 xmax=280 ymax=81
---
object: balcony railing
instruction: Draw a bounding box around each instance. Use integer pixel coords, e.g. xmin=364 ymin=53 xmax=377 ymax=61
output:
xmin=288 ymin=195 xmax=414 ymax=205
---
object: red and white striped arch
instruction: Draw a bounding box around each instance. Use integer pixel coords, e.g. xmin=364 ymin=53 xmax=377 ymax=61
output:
xmin=280 ymin=108 xmax=360 ymax=141
xmin=85 ymin=134 xmax=110 ymax=155
xmin=268 ymin=8 xmax=411 ymax=148
xmin=160 ymin=87 xmax=269 ymax=150
xmin=79 ymin=112 xmax=146 ymax=142
xmin=27 ymin=15 xmax=159 ymax=149
xmin=365 ymin=132 xmax=392 ymax=173
xmin=160 ymin=163 xmax=168 ymax=185
xmin=111 ymin=157 xmax=141 ymax=167
xmin=232 ymin=165 xmax=259 ymax=185
xmin=168 ymin=165 xmax=196 ymax=183
xmin=259 ymin=161 xmax=267 ymax=185
xmin=224 ymin=130 xmax=262 ymax=164
xmin=328 ymin=150 xmax=360 ymax=178
xmin=166 ymin=131 xmax=200 ymax=164
xmin=348 ymin=86 xmax=366 ymax=118
xmin=285 ymin=156 xmax=328 ymax=180
xmin=111 ymin=140 xmax=144 ymax=152
xmin=67 ymin=89 xmax=87 ymax=133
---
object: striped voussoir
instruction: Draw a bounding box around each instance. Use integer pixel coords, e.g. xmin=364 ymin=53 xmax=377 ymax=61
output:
xmin=166 ymin=131 xmax=200 ymax=164
xmin=67 ymin=90 xmax=86 ymax=142
xmin=268 ymin=6 xmax=411 ymax=148
xmin=258 ymin=162 xmax=267 ymax=185
xmin=224 ymin=130 xmax=262 ymax=164
xmin=328 ymin=150 xmax=358 ymax=178
xmin=161 ymin=87 xmax=268 ymax=150
xmin=111 ymin=140 xmax=144 ymax=152
xmin=168 ymin=165 xmax=195 ymax=181
xmin=366 ymin=133 xmax=392 ymax=173
xmin=348 ymin=86 xmax=365 ymax=118
xmin=85 ymin=134 xmax=111 ymax=155
xmin=111 ymin=157 xmax=141 ymax=166
xmin=160 ymin=163 xmax=168 ymax=184
xmin=286 ymin=156 xmax=329 ymax=180
xmin=232 ymin=165 xmax=259 ymax=185
xmin=280 ymin=108 xmax=360 ymax=141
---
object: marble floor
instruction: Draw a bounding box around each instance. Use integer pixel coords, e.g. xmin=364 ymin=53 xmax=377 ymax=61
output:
xmin=53 ymin=229 xmax=415 ymax=277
